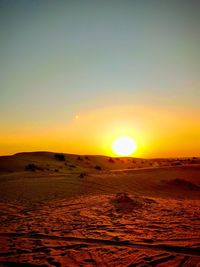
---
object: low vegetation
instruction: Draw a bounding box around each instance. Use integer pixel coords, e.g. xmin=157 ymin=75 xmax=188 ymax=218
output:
xmin=108 ymin=158 xmax=115 ymax=163
xmin=69 ymin=164 xmax=76 ymax=168
xmin=95 ymin=165 xmax=102 ymax=170
xmin=79 ymin=172 xmax=87 ymax=178
xmin=54 ymin=153 xmax=65 ymax=161
xmin=24 ymin=163 xmax=43 ymax=172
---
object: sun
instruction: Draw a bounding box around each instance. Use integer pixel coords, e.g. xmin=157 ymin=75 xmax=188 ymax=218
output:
xmin=112 ymin=136 xmax=137 ymax=156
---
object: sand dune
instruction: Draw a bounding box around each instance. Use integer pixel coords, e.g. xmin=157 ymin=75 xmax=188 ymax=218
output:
xmin=0 ymin=152 xmax=200 ymax=266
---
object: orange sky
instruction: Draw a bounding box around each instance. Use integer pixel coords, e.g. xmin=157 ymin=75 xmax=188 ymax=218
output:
xmin=1 ymin=105 xmax=200 ymax=158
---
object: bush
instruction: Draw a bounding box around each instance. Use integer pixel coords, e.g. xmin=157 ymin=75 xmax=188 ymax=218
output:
xmin=95 ymin=165 xmax=102 ymax=171
xmin=77 ymin=156 xmax=83 ymax=161
xmin=108 ymin=158 xmax=115 ymax=163
xmin=79 ymin=172 xmax=86 ymax=178
xmin=25 ymin=163 xmax=42 ymax=172
xmin=69 ymin=164 xmax=76 ymax=168
xmin=172 ymin=161 xmax=181 ymax=166
xmin=54 ymin=153 xmax=65 ymax=161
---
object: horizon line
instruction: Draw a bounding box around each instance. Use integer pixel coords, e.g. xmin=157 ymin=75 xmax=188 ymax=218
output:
xmin=0 ymin=150 xmax=199 ymax=160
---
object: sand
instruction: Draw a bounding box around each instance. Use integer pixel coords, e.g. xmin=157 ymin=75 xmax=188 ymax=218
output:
xmin=0 ymin=152 xmax=200 ymax=266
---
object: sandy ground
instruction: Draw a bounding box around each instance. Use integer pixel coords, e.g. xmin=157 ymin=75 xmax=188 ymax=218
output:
xmin=0 ymin=152 xmax=200 ymax=266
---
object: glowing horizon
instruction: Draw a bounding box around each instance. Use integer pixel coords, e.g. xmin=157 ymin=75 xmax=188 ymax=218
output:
xmin=1 ymin=105 xmax=200 ymax=158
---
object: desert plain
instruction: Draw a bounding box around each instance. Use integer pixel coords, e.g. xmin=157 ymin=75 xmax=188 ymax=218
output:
xmin=0 ymin=152 xmax=200 ymax=267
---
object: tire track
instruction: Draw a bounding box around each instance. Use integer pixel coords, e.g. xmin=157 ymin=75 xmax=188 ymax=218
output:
xmin=0 ymin=232 xmax=199 ymax=257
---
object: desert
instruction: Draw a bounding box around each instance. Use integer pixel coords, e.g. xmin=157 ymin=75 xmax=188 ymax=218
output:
xmin=1 ymin=0 xmax=200 ymax=266
xmin=0 ymin=152 xmax=200 ymax=266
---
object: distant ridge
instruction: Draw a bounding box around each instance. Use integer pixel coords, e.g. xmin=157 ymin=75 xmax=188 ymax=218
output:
xmin=0 ymin=151 xmax=199 ymax=174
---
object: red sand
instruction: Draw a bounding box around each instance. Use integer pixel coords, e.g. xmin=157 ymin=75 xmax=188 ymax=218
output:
xmin=0 ymin=153 xmax=200 ymax=266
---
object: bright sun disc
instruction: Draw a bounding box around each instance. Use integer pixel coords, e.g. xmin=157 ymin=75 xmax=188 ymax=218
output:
xmin=112 ymin=136 xmax=137 ymax=156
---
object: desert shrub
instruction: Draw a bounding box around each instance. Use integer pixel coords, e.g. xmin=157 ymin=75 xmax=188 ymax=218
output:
xmin=172 ymin=161 xmax=181 ymax=166
xmin=25 ymin=163 xmax=42 ymax=172
xmin=95 ymin=165 xmax=102 ymax=171
xmin=54 ymin=153 xmax=65 ymax=161
xmin=79 ymin=172 xmax=86 ymax=178
xmin=69 ymin=164 xmax=76 ymax=168
xmin=85 ymin=156 xmax=89 ymax=160
xmin=77 ymin=156 xmax=83 ymax=161
xmin=54 ymin=169 xmax=59 ymax=172
xmin=108 ymin=158 xmax=115 ymax=163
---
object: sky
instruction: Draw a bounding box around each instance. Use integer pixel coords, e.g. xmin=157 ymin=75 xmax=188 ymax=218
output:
xmin=0 ymin=0 xmax=200 ymax=157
